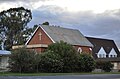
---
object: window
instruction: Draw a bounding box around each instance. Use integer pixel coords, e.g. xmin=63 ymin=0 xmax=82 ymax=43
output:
xmin=110 ymin=55 xmax=112 ymax=57
xmin=103 ymin=54 xmax=105 ymax=58
xmin=99 ymin=54 xmax=102 ymax=58
xmin=77 ymin=47 xmax=82 ymax=54
xmin=99 ymin=54 xmax=106 ymax=58
xmin=109 ymin=48 xmax=117 ymax=58
xmin=97 ymin=47 xmax=106 ymax=58
xmin=89 ymin=48 xmax=92 ymax=51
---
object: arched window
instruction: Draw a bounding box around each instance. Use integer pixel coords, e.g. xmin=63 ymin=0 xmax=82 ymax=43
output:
xmin=89 ymin=48 xmax=92 ymax=51
xmin=77 ymin=47 xmax=82 ymax=54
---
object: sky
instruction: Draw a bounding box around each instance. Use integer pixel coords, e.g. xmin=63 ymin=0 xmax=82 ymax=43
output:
xmin=0 ymin=0 xmax=120 ymax=48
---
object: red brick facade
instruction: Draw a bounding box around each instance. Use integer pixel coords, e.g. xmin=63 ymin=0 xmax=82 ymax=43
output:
xmin=74 ymin=45 xmax=92 ymax=54
xmin=28 ymin=47 xmax=47 ymax=53
xmin=28 ymin=27 xmax=53 ymax=45
xmin=26 ymin=27 xmax=53 ymax=53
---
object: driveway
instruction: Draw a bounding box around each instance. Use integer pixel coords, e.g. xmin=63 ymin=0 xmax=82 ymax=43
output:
xmin=0 ymin=74 xmax=120 ymax=79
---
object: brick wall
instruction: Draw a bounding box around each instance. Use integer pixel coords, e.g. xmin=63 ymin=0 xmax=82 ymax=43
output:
xmin=28 ymin=47 xmax=46 ymax=53
xmin=74 ymin=45 xmax=92 ymax=54
xmin=28 ymin=27 xmax=53 ymax=45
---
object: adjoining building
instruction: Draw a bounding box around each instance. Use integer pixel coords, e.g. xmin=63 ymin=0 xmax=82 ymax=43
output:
xmin=86 ymin=37 xmax=120 ymax=69
xmin=0 ymin=50 xmax=11 ymax=71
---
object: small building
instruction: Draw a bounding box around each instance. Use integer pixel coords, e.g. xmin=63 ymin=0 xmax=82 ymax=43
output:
xmin=86 ymin=37 xmax=120 ymax=69
xmin=0 ymin=50 xmax=11 ymax=70
xmin=13 ymin=25 xmax=93 ymax=54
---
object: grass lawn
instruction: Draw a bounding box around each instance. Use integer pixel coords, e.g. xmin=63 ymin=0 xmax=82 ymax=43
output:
xmin=0 ymin=72 xmax=120 ymax=76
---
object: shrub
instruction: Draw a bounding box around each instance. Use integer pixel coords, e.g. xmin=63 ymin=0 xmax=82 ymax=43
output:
xmin=118 ymin=70 xmax=120 ymax=72
xmin=9 ymin=48 xmax=38 ymax=73
xmin=77 ymin=53 xmax=96 ymax=72
xmin=47 ymin=41 xmax=78 ymax=72
xmin=96 ymin=61 xmax=113 ymax=72
xmin=9 ymin=42 xmax=96 ymax=73
xmin=38 ymin=51 xmax=63 ymax=72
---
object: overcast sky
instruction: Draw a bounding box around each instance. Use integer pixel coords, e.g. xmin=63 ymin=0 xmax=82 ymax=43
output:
xmin=0 ymin=0 xmax=120 ymax=48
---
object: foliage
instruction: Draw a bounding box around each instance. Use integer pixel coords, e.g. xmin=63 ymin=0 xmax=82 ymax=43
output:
xmin=47 ymin=41 xmax=79 ymax=72
xmin=23 ymin=25 xmax=38 ymax=43
xmin=0 ymin=7 xmax=32 ymax=50
xmin=9 ymin=48 xmax=38 ymax=73
xmin=77 ymin=54 xmax=96 ymax=72
xmin=42 ymin=22 xmax=49 ymax=25
xmin=9 ymin=41 xmax=96 ymax=73
xmin=96 ymin=61 xmax=113 ymax=72
xmin=118 ymin=70 xmax=120 ymax=72
xmin=38 ymin=51 xmax=63 ymax=72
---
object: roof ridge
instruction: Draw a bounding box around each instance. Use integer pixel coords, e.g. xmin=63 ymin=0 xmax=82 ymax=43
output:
xmin=25 ymin=26 xmax=40 ymax=45
xmin=86 ymin=36 xmax=113 ymax=41
xmin=42 ymin=25 xmax=79 ymax=31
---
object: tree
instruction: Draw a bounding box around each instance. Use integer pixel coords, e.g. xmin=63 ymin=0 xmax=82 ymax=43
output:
xmin=42 ymin=41 xmax=95 ymax=72
xmin=0 ymin=7 xmax=32 ymax=50
xmin=9 ymin=48 xmax=38 ymax=73
xmin=77 ymin=53 xmax=95 ymax=72
xmin=38 ymin=50 xmax=63 ymax=72
xmin=42 ymin=21 xmax=49 ymax=25
xmin=22 ymin=25 xmax=38 ymax=43
xmin=47 ymin=41 xmax=79 ymax=72
xmin=96 ymin=61 xmax=113 ymax=72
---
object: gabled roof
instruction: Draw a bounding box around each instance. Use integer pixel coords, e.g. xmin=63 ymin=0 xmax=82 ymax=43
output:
xmin=86 ymin=37 xmax=120 ymax=59
xmin=26 ymin=25 xmax=93 ymax=47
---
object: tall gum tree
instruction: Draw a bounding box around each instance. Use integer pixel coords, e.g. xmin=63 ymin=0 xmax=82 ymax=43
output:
xmin=0 ymin=7 xmax=32 ymax=50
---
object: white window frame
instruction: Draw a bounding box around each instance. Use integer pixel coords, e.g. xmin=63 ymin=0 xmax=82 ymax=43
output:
xmin=77 ymin=47 xmax=82 ymax=54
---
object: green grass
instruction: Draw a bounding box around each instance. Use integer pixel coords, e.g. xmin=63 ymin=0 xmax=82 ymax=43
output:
xmin=0 ymin=72 xmax=120 ymax=76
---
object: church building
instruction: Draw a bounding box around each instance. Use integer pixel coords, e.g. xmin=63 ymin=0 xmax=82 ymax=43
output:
xmin=13 ymin=25 xmax=93 ymax=53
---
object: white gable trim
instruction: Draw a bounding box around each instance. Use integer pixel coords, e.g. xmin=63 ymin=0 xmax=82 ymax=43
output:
xmin=109 ymin=48 xmax=117 ymax=57
xmin=25 ymin=26 xmax=40 ymax=45
xmin=97 ymin=47 xmax=106 ymax=58
xmin=40 ymin=25 xmax=55 ymax=43
xmin=25 ymin=25 xmax=55 ymax=45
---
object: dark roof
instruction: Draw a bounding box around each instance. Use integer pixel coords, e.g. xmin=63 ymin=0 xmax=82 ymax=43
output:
xmin=26 ymin=25 xmax=93 ymax=47
xmin=86 ymin=37 xmax=120 ymax=61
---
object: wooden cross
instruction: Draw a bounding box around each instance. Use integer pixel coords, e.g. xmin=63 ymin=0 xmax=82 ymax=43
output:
xmin=38 ymin=32 xmax=42 ymax=40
